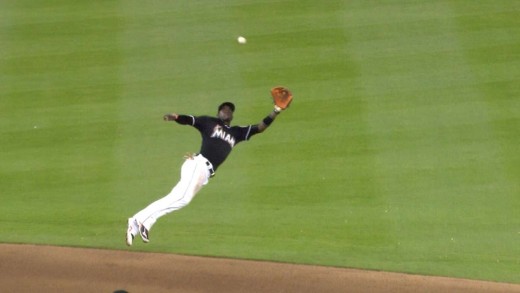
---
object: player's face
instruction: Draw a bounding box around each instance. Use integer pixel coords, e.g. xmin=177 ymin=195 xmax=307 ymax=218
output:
xmin=218 ymin=105 xmax=233 ymax=123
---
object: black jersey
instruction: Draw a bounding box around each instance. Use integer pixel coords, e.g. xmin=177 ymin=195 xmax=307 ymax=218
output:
xmin=176 ymin=115 xmax=260 ymax=170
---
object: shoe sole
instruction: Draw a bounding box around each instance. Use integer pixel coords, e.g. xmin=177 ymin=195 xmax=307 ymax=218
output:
xmin=138 ymin=224 xmax=150 ymax=243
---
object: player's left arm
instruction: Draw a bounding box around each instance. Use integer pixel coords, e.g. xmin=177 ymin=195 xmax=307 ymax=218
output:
xmin=257 ymin=108 xmax=281 ymax=133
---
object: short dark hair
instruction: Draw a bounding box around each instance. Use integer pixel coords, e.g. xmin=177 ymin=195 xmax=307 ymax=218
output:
xmin=218 ymin=102 xmax=235 ymax=112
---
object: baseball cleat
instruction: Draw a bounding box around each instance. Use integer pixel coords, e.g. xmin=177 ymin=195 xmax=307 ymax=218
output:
xmin=126 ymin=226 xmax=134 ymax=246
xmin=139 ymin=223 xmax=150 ymax=243
xmin=126 ymin=218 xmax=139 ymax=246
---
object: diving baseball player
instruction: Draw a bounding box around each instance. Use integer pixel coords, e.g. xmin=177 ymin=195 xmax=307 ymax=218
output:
xmin=126 ymin=91 xmax=292 ymax=245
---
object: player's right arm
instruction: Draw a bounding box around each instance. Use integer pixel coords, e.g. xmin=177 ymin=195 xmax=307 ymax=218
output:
xmin=164 ymin=113 xmax=195 ymax=125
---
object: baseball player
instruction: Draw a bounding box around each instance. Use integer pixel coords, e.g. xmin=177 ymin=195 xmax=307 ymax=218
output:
xmin=126 ymin=101 xmax=285 ymax=245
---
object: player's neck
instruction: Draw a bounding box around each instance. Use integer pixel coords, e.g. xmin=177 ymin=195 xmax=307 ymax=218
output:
xmin=220 ymin=119 xmax=231 ymax=126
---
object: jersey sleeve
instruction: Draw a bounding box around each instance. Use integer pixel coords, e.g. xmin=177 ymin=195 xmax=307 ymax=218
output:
xmin=175 ymin=115 xmax=195 ymax=126
xmin=242 ymin=125 xmax=261 ymax=141
xmin=193 ymin=116 xmax=213 ymax=131
xmin=176 ymin=115 xmax=213 ymax=130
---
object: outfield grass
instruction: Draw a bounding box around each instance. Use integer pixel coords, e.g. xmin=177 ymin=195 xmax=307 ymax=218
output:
xmin=1 ymin=0 xmax=519 ymax=283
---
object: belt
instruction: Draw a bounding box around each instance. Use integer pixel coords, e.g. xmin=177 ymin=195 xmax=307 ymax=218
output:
xmin=195 ymin=153 xmax=215 ymax=178
xmin=205 ymin=161 xmax=215 ymax=178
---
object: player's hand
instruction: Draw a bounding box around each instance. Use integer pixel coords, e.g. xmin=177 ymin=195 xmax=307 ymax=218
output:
xmin=163 ymin=113 xmax=178 ymax=121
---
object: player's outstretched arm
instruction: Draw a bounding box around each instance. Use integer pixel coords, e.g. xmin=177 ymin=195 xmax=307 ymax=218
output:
xmin=164 ymin=113 xmax=195 ymax=125
xmin=257 ymin=107 xmax=281 ymax=133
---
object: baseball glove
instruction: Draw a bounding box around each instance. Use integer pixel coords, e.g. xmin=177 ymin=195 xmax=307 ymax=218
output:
xmin=270 ymin=86 xmax=293 ymax=111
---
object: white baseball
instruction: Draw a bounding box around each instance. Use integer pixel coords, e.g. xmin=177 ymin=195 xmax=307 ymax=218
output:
xmin=237 ymin=36 xmax=247 ymax=44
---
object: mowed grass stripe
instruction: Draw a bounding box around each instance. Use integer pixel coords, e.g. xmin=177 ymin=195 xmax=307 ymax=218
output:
xmin=451 ymin=1 xmax=520 ymax=281
xmin=1 ymin=1 xmax=123 ymax=245
xmin=342 ymin=1 xmax=519 ymax=281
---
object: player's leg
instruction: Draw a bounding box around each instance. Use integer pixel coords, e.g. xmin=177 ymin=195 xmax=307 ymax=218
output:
xmin=130 ymin=157 xmax=209 ymax=242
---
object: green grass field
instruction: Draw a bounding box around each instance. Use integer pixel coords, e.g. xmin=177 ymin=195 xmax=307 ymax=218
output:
xmin=1 ymin=0 xmax=519 ymax=284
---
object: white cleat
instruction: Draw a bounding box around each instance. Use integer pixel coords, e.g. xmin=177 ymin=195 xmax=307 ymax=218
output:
xmin=126 ymin=218 xmax=138 ymax=246
xmin=126 ymin=226 xmax=134 ymax=246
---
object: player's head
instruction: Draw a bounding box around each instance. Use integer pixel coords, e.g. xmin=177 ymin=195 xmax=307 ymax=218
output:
xmin=218 ymin=102 xmax=235 ymax=112
xmin=217 ymin=102 xmax=235 ymax=124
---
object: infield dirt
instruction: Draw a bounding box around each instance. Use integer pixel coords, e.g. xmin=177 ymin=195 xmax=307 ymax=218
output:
xmin=1 ymin=244 xmax=518 ymax=293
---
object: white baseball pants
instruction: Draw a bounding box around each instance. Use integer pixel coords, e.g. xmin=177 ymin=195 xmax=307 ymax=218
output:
xmin=133 ymin=154 xmax=213 ymax=231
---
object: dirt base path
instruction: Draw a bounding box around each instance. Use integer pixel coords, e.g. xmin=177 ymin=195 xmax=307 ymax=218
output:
xmin=1 ymin=243 xmax=518 ymax=293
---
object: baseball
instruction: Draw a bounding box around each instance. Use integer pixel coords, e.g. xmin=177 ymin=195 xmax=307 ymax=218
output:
xmin=237 ymin=36 xmax=247 ymax=44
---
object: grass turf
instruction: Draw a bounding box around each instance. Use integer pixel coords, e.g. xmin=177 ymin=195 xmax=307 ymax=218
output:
xmin=1 ymin=0 xmax=519 ymax=283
